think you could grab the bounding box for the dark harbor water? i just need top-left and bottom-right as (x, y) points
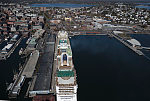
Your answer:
(131, 34), (150, 58)
(136, 3), (150, 5)
(135, 3), (150, 10)
(0, 35), (150, 100)
(70, 35), (150, 101)
(130, 34), (150, 47)
(0, 38), (28, 100)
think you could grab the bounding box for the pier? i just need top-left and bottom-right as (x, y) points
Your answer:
(22, 50), (39, 78)
(69, 31), (144, 56)
(28, 34), (55, 97)
(51, 34), (58, 94)
(141, 47), (150, 50)
(69, 31), (107, 36)
(110, 33), (144, 56)
(8, 50), (39, 98)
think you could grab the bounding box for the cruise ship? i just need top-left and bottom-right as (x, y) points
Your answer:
(55, 31), (77, 101)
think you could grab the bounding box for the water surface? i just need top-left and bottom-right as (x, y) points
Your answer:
(0, 38), (28, 100)
(0, 35), (150, 101)
(136, 5), (150, 10)
(70, 35), (150, 101)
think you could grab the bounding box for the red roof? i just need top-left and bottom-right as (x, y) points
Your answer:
(7, 22), (14, 24)
(33, 95), (55, 101)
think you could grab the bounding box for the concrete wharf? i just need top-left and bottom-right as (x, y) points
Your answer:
(22, 50), (39, 78)
(8, 50), (39, 98)
(28, 34), (55, 97)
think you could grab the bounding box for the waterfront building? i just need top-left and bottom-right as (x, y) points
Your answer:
(40, 7), (47, 12)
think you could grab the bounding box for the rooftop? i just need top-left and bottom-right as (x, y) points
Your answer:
(127, 39), (141, 46)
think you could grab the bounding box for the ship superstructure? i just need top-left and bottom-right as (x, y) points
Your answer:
(55, 31), (77, 101)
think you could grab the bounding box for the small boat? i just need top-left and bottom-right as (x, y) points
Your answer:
(7, 83), (13, 91)
(19, 48), (23, 55)
(13, 74), (18, 81)
(13, 70), (18, 81)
